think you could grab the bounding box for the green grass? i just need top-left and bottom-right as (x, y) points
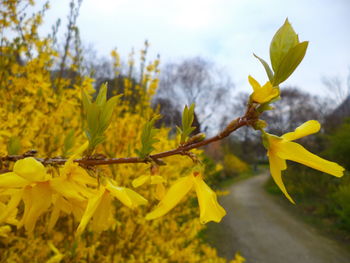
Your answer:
(264, 176), (350, 248)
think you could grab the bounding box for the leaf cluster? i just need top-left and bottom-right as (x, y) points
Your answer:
(82, 84), (121, 153)
(135, 116), (160, 159)
(255, 19), (308, 87)
(177, 104), (196, 144)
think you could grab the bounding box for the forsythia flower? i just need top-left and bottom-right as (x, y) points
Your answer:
(132, 174), (167, 200)
(0, 157), (53, 233)
(249, 75), (279, 104)
(230, 252), (246, 263)
(132, 174), (166, 188)
(265, 120), (345, 203)
(146, 172), (226, 224)
(46, 241), (64, 263)
(76, 178), (148, 235)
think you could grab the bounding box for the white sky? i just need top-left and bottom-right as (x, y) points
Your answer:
(38, 0), (350, 97)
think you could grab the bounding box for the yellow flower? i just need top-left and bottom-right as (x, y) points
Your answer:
(266, 120), (345, 203)
(0, 225), (11, 238)
(46, 241), (64, 263)
(132, 174), (166, 188)
(249, 75), (279, 104)
(50, 142), (96, 202)
(0, 157), (53, 233)
(76, 178), (147, 235)
(230, 252), (246, 263)
(146, 172), (226, 224)
(20, 181), (52, 233)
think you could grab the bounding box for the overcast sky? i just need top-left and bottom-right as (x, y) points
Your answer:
(38, 0), (350, 97)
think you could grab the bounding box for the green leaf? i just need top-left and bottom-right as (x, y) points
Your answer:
(253, 53), (274, 82)
(270, 18), (299, 73)
(95, 83), (108, 107)
(63, 129), (75, 157)
(136, 116), (160, 159)
(81, 89), (91, 115)
(86, 103), (100, 136)
(81, 83), (121, 154)
(100, 95), (122, 131)
(179, 104), (196, 143)
(7, 136), (21, 155)
(273, 41), (308, 86)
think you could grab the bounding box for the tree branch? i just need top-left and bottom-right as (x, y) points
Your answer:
(1, 105), (258, 167)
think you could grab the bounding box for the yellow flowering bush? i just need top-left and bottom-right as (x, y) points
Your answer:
(223, 154), (249, 175)
(0, 1), (345, 262)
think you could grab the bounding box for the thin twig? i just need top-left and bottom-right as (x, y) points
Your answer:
(1, 105), (258, 166)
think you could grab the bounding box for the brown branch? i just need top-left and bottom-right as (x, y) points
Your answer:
(1, 105), (258, 167)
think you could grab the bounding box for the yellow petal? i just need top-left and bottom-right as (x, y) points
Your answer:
(47, 241), (64, 263)
(48, 196), (72, 231)
(276, 141), (345, 177)
(0, 190), (22, 224)
(252, 83), (279, 103)
(249, 76), (279, 103)
(150, 175), (166, 185)
(67, 142), (89, 164)
(192, 174), (226, 223)
(0, 172), (29, 188)
(20, 182), (52, 234)
(123, 188), (148, 206)
(13, 157), (49, 182)
(132, 175), (150, 188)
(69, 199), (86, 221)
(76, 188), (105, 236)
(62, 142), (89, 177)
(146, 176), (193, 220)
(282, 120), (321, 141)
(91, 191), (113, 233)
(50, 178), (86, 202)
(0, 225), (11, 238)
(268, 152), (295, 204)
(70, 166), (97, 186)
(107, 180), (147, 208)
(248, 75), (261, 92)
(154, 183), (166, 200)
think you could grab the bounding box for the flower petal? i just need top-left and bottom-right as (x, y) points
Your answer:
(20, 182), (52, 234)
(62, 142), (89, 176)
(276, 141), (345, 177)
(150, 175), (166, 185)
(268, 152), (295, 204)
(0, 225), (11, 238)
(91, 191), (113, 233)
(48, 196), (73, 231)
(132, 175), (150, 188)
(13, 157), (49, 182)
(76, 188), (105, 236)
(106, 180), (147, 208)
(282, 120), (321, 141)
(192, 175), (226, 223)
(248, 75), (261, 92)
(146, 176), (193, 220)
(50, 178), (86, 202)
(0, 172), (29, 188)
(154, 183), (166, 201)
(0, 190), (22, 224)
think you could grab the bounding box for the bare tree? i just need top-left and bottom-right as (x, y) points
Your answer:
(322, 69), (350, 107)
(156, 57), (235, 134)
(261, 87), (331, 135)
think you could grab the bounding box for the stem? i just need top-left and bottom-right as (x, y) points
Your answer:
(1, 106), (258, 167)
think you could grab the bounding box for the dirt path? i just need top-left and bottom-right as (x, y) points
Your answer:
(206, 172), (350, 263)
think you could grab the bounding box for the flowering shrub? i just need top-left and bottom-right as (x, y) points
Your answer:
(0, 1), (345, 262)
